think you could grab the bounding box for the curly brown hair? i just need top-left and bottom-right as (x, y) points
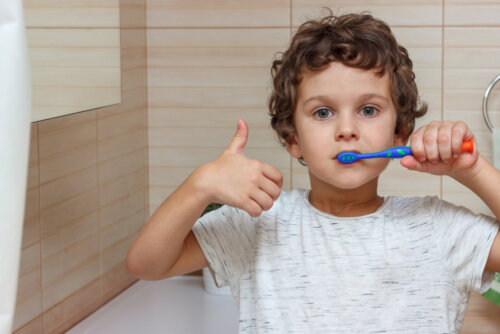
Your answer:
(269, 11), (427, 147)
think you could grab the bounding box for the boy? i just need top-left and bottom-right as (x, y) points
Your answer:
(127, 12), (500, 333)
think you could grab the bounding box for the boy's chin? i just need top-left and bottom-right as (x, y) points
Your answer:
(308, 161), (389, 191)
(311, 172), (380, 191)
(312, 174), (379, 191)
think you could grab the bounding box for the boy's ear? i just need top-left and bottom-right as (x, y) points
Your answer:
(393, 132), (409, 147)
(286, 134), (302, 159)
(394, 124), (410, 146)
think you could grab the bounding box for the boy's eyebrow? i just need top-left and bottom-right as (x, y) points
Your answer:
(357, 93), (391, 103)
(301, 94), (332, 106)
(301, 93), (390, 106)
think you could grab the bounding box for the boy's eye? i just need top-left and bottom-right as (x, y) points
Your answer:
(314, 108), (333, 119)
(360, 106), (378, 117)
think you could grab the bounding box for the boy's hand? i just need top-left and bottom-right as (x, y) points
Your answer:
(400, 120), (479, 179)
(194, 119), (283, 217)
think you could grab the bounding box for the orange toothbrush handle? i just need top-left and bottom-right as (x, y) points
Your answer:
(461, 139), (474, 153)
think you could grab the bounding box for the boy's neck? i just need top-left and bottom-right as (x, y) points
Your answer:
(308, 178), (384, 217)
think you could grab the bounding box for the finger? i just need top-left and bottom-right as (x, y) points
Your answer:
(450, 121), (469, 159)
(226, 119), (248, 154)
(259, 176), (282, 201)
(250, 189), (275, 212)
(243, 199), (263, 218)
(410, 128), (426, 162)
(437, 121), (454, 163)
(423, 121), (440, 163)
(261, 163), (283, 188)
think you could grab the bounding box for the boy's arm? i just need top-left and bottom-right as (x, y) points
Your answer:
(401, 120), (500, 273)
(452, 155), (500, 273)
(126, 120), (282, 280)
(126, 177), (210, 280)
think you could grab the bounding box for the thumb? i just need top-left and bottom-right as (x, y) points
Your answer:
(400, 156), (427, 172)
(227, 119), (248, 154)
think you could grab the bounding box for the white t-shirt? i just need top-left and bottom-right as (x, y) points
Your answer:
(192, 189), (499, 333)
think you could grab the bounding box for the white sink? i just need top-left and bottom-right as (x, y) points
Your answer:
(67, 276), (238, 334)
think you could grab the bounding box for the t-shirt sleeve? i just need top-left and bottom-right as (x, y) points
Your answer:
(192, 205), (256, 287)
(430, 196), (499, 294)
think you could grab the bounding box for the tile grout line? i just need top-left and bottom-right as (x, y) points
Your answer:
(36, 123), (46, 332)
(440, 0), (445, 200)
(146, 24), (500, 30)
(145, 7), (151, 225)
(96, 110), (103, 303)
(289, 0), (293, 191)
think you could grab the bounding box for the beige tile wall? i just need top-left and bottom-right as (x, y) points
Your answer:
(147, 0), (499, 332)
(13, 0), (148, 333)
(146, 2), (292, 214)
(24, 0), (122, 122)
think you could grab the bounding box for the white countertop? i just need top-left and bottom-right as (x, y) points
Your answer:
(67, 276), (238, 334)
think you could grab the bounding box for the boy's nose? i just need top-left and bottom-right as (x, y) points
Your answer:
(335, 115), (359, 141)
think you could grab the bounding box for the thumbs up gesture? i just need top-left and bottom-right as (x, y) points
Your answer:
(194, 119), (283, 217)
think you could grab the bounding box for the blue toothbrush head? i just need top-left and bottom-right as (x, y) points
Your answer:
(337, 146), (413, 164)
(337, 152), (359, 164)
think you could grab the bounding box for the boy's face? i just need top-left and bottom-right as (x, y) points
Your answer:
(287, 61), (405, 191)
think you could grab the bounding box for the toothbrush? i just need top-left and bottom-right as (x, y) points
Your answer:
(337, 139), (474, 164)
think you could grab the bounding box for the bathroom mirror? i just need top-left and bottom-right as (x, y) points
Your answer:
(24, 0), (121, 122)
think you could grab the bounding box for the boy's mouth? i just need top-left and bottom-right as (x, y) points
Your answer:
(334, 149), (361, 159)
